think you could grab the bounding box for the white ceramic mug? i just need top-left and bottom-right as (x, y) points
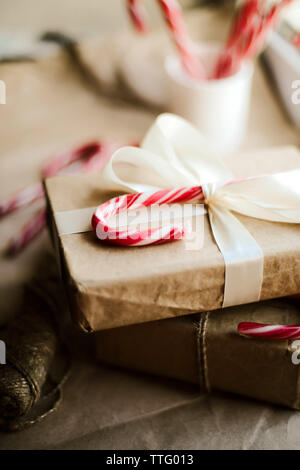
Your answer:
(165, 43), (254, 156)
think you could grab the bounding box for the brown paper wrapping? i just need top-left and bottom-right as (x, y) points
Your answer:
(45, 146), (300, 332)
(94, 298), (300, 409)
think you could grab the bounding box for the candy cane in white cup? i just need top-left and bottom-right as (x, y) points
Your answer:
(165, 42), (254, 157)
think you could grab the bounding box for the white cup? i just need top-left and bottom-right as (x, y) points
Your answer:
(165, 43), (254, 156)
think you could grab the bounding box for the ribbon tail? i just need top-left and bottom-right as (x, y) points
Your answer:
(207, 205), (264, 308)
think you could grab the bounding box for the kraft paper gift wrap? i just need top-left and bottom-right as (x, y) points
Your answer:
(45, 144), (300, 332)
(95, 298), (300, 409)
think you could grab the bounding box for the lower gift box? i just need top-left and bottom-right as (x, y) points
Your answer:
(94, 298), (300, 409)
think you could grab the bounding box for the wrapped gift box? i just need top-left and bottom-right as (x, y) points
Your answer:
(45, 145), (300, 332)
(95, 298), (300, 409)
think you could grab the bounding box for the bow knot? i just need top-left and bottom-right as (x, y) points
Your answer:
(201, 182), (220, 207)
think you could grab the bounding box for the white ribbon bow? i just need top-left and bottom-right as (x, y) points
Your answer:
(56, 114), (300, 308)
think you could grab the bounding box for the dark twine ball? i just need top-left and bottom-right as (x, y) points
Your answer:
(0, 280), (69, 431)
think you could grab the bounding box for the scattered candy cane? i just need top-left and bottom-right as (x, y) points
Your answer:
(238, 322), (300, 339)
(0, 182), (44, 217)
(127, 0), (204, 80)
(81, 142), (125, 173)
(127, 0), (148, 33)
(42, 141), (102, 177)
(294, 32), (300, 49)
(6, 141), (131, 255)
(92, 186), (204, 246)
(7, 208), (47, 255)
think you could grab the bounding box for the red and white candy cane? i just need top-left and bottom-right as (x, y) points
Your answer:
(238, 322), (300, 340)
(215, 0), (293, 79)
(80, 142), (126, 174)
(6, 141), (127, 255)
(7, 208), (47, 255)
(127, 0), (204, 80)
(0, 182), (45, 217)
(127, 0), (148, 33)
(0, 141), (102, 217)
(42, 141), (102, 177)
(92, 186), (204, 246)
(294, 32), (300, 49)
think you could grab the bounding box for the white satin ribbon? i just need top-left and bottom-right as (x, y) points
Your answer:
(55, 207), (97, 235)
(54, 114), (300, 307)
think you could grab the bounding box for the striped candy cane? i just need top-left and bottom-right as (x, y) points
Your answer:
(5, 141), (127, 255)
(215, 0), (293, 79)
(127, 0), (204, 80)
(81, 142), (126, 174)
(0, 182), (45, 217)
(0, 142), (102, 218)
(127, 0), (148, 33)
(42, 141), (102, 177)
(92, 186), (204, 246)
(238, 322), (300, 339)
(294, 33), (300, 49)
(157, 0), (204, 80)
(7, 208), (47, 255)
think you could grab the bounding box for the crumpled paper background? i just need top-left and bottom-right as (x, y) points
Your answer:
(0, 7), (300, 449)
